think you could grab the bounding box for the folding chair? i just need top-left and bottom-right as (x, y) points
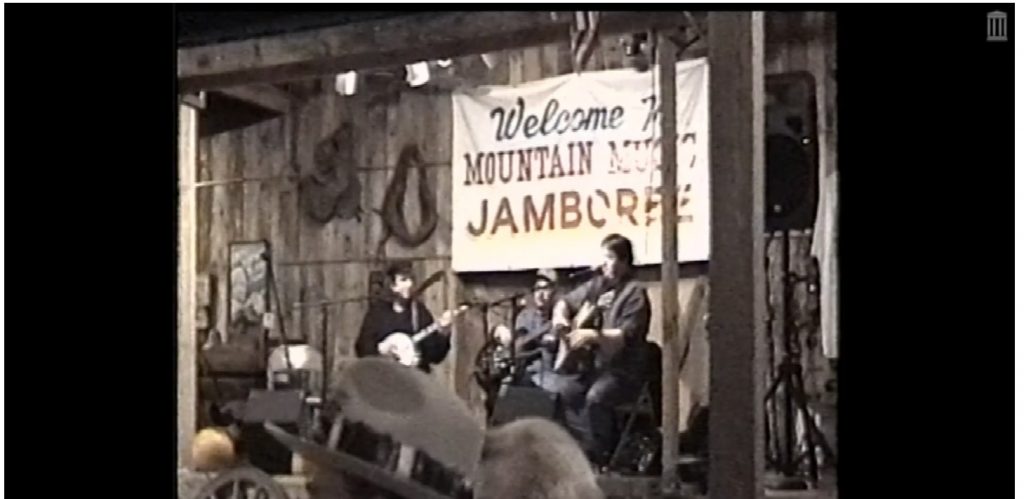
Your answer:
(608, 381), (658, 470)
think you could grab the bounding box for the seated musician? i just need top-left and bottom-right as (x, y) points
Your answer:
(355, 261), (453, 373)
(551, 233), (652, 468)
(494, 269), (582, 397)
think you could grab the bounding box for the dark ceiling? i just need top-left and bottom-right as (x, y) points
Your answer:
(175, 11), (424, 47)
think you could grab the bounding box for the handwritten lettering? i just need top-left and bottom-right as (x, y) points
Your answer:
(490, 97), (626, 142)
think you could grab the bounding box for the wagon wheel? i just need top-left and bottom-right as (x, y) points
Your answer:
(192, 467), (289, 499)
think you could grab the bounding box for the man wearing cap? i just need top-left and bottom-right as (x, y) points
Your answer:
(494, 270), (584, 405)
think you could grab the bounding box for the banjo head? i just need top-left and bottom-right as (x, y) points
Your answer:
(379, 333), (419, 366)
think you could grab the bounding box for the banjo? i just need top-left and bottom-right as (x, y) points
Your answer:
(378, 304), (470, 367)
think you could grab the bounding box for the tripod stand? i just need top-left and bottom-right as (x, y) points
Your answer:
(763, 233), (835, 487)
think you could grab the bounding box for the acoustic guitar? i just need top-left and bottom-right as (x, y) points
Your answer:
(481, 323), (556, 381)
(552, 289), (616, 374)
(509, 323), (557, 358)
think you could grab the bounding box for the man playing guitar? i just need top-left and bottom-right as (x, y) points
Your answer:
(355, 261), (454, 373)
(551, 233), (652, 469)
(493, 269), (581, 396)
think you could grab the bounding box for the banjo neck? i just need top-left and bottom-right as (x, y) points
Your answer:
(410, 322), (443, 344)
(406, 304), (470, 344)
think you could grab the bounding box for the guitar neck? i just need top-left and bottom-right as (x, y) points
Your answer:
(574, 300), (601, 329)
(515, 324), (551, 348)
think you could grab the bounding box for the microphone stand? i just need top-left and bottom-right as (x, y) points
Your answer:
(511, 297), (523, 383)
(264, 247), (326, 440)
(475, 291), (529, 420)
(565, 266), (599, 284)
(482, 292), (529, 383)
(261, 248), (294, 383)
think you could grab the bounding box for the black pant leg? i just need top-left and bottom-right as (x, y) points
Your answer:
(581, 370), (641, 465)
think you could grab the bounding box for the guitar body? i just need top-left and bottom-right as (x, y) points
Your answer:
(553, 343), (594, 374)
(513, 332), (555, 357)
(553, 288), (619, 374)
(553, 301), (599, 374)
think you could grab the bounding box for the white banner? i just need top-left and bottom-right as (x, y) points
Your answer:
(451, 59), (709, 272)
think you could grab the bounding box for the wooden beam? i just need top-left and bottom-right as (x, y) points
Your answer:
(447, 268), (465, 401)
(707, 12), (767, 499)
(215, 84), (293, 114)
(657, 32), (682, 495)
(177, 102), (199, 469)
(178, 11), (691, 92)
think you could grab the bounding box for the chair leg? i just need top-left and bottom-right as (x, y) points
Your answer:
(608, 387), (650, 469)
(609, 412), (637, 469)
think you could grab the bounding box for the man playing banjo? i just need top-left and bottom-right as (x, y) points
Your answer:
(350, 261), (459, 495)
(355, 261), (455, 373)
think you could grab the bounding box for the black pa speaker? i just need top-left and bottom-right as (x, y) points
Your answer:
(490, 385), (559, 426)
(765, 72), (819, 232)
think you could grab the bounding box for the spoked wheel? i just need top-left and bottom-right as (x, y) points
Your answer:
(477, 341), (516, 385)
(192, 467), (289, 499)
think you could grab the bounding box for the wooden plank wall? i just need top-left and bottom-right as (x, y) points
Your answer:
(192, 11), (836, 428)
(196, 87), (458, 392)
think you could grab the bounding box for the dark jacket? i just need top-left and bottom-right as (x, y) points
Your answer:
(561, 275), (651, 375)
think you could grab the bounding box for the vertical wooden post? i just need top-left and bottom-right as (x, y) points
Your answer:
(178, 99), (200, 470)
(707, 12), (767, 499)
(447, 268), (463, 399)
(657, 32), (681, 494)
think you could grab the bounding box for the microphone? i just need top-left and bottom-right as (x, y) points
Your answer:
(566, 265), (601, 281)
